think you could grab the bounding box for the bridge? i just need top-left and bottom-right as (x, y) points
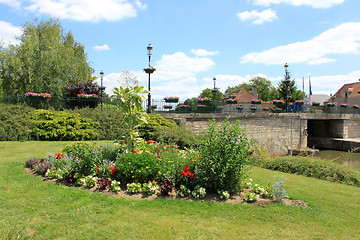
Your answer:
(160, 112), (360, 156)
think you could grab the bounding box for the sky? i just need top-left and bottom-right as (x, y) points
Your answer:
(1, 0), (360, 101)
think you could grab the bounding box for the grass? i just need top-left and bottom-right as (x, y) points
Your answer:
(1, 141), (359, 239)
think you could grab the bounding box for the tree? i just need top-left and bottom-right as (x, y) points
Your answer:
(249, 76), (278, 101)
(224, 77), (277, 101)
(117, 70), (139, 88)
(0, 18), (93, 97)
(277, 75), (305, 102)
(199, 88), (223, 101)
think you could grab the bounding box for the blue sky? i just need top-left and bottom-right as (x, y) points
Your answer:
(1, 0), (360, 100)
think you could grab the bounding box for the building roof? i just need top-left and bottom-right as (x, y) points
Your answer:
(333, 82), (360, 99)
(223, 87), (254, 102)
(310, 94), (330, 104)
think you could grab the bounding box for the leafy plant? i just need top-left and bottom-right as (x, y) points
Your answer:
(142, 181), (158, 194)
(272, 177), (288, 202)
(115, 152), (161, 184)
(127, 182), (142, 194)
(244, 192), (258, 203)
(218, 190), (230, 200)
(192, 186), (206, 199)
(97, 178), (110, 191)
(159, 177), (174, 195)
(111, 180), (121, 192)
(113, 85), (149, 152)
(195, 118), (251, 193)
(177, 185), (191, 197)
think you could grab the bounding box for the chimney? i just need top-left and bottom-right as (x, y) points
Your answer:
(252, 84), (258, 99)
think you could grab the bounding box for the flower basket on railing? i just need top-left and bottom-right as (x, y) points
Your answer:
(326, 102), (336, 107)
(295, 100), (305, 105)
(235, 105), (243, 112)
(312, 101), (320, 106)
(340, 103), (349, 108)
(163, 105), (173, 109)
(197, 97), (211, 103)
(353, 105), (360, 109)
(151, 105), (157, 109)
(144, 66), (156, 74)
(226, 98), (239, 104)
(250, 106), (257, 113)
(273, 99), (285, 108)
(197, 105), (206, 108)
(251, 99), (262, 104)
(262, 108), (270, 112)
(77, 94), (99, 101)
(164, 96), (179, 103)
(212, 89), (218, 93)
(98, 86), (106, 91)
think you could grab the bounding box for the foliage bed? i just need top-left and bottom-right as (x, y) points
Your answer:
(25, 119), (252, 198)
(252, 148), (360, 187)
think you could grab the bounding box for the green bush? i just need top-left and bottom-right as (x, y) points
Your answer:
(72, 108), (124, 140)
(138, 114), (177, 140)
(253, 155), (360, 187)
(0, 103), (34, 141)
(30, 109), (98, 141)
(194, 119), (252, 193)
(115, 152), (161, 184)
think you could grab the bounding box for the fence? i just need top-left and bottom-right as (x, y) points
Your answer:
(1, 96), (360, 114)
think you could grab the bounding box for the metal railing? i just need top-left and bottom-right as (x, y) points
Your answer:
(1, 96), (360, 114)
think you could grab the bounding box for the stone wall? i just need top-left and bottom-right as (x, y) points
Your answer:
(161, 113), (308, 156)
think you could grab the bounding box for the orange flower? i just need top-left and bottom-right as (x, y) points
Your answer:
(134, 149), (141, 154)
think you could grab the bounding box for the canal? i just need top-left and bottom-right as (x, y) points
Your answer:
(319, 150), (360, 171)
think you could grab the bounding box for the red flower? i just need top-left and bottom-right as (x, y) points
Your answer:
(188, 173), (194, 180)
(181, 170), (186, 176)
(119, 142), (125, 145)
(184, 165), (189, 172)
(96, 166), (99, 174)
(157, 155), (161, 158)
(134, 149), (140, 153)
(110, 166), (117, 176)
(147, 140), (154, 144)
(54, 152), (62, 159)
(273, 154), (276, 157)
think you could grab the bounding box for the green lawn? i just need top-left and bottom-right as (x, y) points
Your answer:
(1, 141), (359, 239)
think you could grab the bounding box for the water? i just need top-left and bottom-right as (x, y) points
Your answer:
(318, 150), (360, 170)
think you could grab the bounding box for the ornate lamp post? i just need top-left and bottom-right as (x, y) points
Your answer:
(284, 63), (290, 113)
(146, 44), (153, 113)
(100, 70), (104, 110)
(213, 77), (216, 113)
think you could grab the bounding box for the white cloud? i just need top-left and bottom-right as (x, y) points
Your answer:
(237, 9), (278, 25)
(135, 0), (147, 10)
(93, 44), (110, 51)
(0, 0), (21, 8)
(191, 49), (219, 56)
(253, 0), (344, 8)
(23, 0), (139, 22)
(241, 22), (360, 65)
(96, 52), (215, 100)
(0, 21), (21, 46)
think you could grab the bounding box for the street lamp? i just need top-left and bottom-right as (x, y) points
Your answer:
(100, 70), (104, 110)
(213, 77), (216, 113)
(284, 63), (289, 113)
(147, 44), (153, 113)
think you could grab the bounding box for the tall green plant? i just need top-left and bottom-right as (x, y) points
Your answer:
(195, 119), (251, 193)
(113, 85), (149, 152)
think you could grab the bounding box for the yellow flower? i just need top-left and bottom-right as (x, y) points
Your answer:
(132, 176), (134, 178)
(146, 167), (149, 169)
(128, 162), (131, 164)
(138, 170), (141, 173)
(168, 161), (173, 163)
(158, 171), (161, 174)
(145, 150), (150, 154)
(184, 147), (189, 151)
(131, 171), (133, 173)
(173, 145), (178, 148)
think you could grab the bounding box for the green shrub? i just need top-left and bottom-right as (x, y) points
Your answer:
(30, 109), (98, 141)
(0, 103), (34, 141)
(253, 155), (360, 187)
(194, 119), (252, 193)
(115, 152), (161, 184)
(138, 114), (177, 140)
(72, 108), (124, 140)
(154, 126), (199, 148)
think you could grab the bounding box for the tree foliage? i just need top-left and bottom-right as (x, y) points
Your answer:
(277, 74), (305, 102)
(224, 77), (277, 101)
(117, 70), (139, 88)
(199, 88), (223, 100)
(0, 18), (93, 97)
